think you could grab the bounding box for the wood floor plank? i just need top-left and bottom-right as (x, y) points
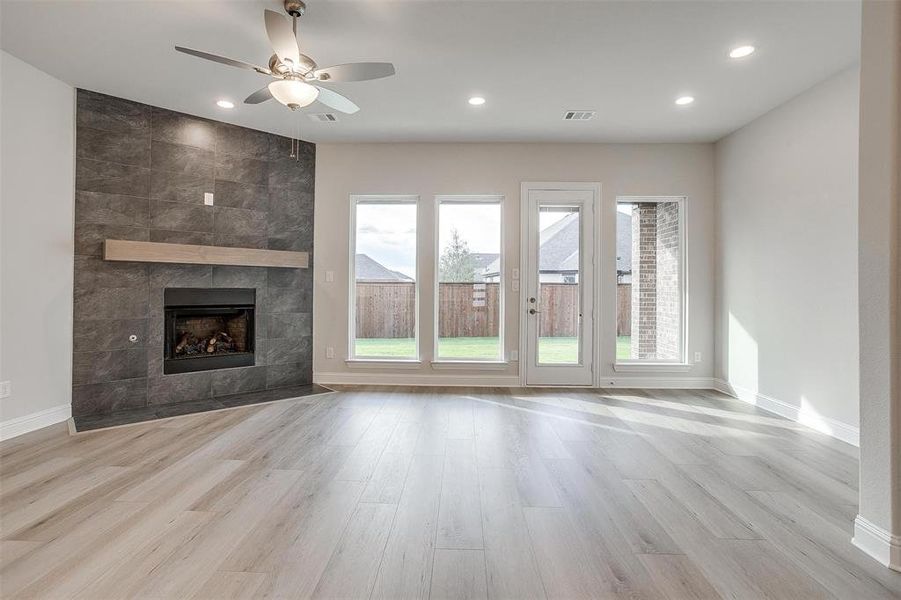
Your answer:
(0, 500), (147, 597)
(637, 553), (722, 600)
(523, 506), (612, 598)
(436, 439), (483, 550)
(70, 509), (216, 600)
(0, 540), (42, 570)
(0, 465), (132, 538)
(430, 548), (488, 600)
(370, 452), (444, 599)
(311, 502), (397, 599)
(625, 478), (778, 599)
(231, 480), (365, 599)
(679, 464), (901, 599)
(191, 571), (268, 600)
(359, 451), (413, 504)
(478, 466), (547, 600)
(128, 468), (302, 599)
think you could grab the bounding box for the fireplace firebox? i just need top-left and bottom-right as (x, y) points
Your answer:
(164, 288), (256, 375)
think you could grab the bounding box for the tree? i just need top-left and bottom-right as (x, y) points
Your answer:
(439, 228), (476, 282)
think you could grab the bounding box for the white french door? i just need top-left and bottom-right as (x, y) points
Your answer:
(522, 186), (596, 386)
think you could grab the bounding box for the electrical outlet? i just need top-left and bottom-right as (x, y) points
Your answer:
(0, 381), (10, 399)
(509, 350), (519, 361)
(326, 346), (335, 359)
(511, 280), (520, 292)
(203, 192), (214, 206)
(512, 268), (520, 280)
(694, 351), (702, 363)
(325, 270), (335, 283)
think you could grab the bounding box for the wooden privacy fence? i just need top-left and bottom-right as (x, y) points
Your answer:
(618, 283), (631, 336)
(355, 281), (632, 338)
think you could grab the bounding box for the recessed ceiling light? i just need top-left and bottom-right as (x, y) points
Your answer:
(675, 96), (695, 106)
(729, 45), (756, 59)
(216, 99), (235, 109)
(468, 96), (486, 106)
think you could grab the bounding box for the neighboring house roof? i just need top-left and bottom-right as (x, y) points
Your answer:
(537, 212), (580, 273)
(470, 252), (500, 281)
(355, 254), (413, 281)
(482, 211), (634, 277)
(470, 253), (499, 272)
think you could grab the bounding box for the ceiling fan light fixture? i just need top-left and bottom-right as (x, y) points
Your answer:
(268, 79), (319, 110)
(216, 99), (235, 109)
(729, 45), (756, 59)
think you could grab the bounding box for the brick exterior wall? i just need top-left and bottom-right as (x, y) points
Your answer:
(629, 202), (681, 360)
(631, 204), (657, 358)
(655, 202), (681, 360)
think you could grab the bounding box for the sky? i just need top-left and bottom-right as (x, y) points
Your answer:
(356, 203), (418, 278)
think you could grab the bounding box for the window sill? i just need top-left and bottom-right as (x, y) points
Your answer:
(613, 362), (693, 373)
(345, 359), (422, 369)
(430, 360), (509, 371)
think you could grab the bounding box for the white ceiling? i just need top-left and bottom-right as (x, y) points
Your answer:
(0, 0), (860, 143)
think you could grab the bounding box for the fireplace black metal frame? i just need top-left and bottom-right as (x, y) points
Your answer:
(163, 288), (256, 375)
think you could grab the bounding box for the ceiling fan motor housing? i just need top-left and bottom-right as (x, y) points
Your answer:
(284, 0), (305, 17)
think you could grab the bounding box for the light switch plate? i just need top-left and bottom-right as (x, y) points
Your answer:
(511, 280), (520, 292)
(0, 381), (10, 399)
(512, 268), (520, 280)
(203, 192), (214, 206)
(325, 270), (335, 283)
(694, 351), (702, 363)
(326, 346), (335, 359)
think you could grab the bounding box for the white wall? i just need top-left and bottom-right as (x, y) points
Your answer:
(0, 51), (75, 438)
(314, 142), (715, 385)
(715, 66), (861, 444)
(854, 0), (901, 570)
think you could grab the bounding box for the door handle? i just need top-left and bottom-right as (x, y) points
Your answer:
(529, 308), (540, 315)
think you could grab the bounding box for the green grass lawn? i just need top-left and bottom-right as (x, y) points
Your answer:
(354, 336), (632, 360)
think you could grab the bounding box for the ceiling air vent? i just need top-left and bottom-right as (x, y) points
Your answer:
(308, 113), (338, 122)
(563, 110), (596, 121)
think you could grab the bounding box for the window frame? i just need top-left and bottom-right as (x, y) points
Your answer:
(348, 194), (421, 363)
(613, 195), (689, 368)
(433, 195), (506, 364)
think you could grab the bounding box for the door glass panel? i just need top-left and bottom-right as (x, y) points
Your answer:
(537, 205), (581, 364)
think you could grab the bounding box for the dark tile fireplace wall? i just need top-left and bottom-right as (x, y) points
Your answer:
(72, 89), (314, 418)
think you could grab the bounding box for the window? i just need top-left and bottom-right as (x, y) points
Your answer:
(538, 205), (582, 364)
(616, 197), (686, 362)
(436, 196), (503, 361)
(350, 196), (418, 360)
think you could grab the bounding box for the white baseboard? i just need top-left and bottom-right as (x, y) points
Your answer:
(600, 376), (716, 389)
(0, 404), (72, 441)
(713, 378), (859, 447)
(316, 371), (715, 389)
(853, 515), (901, 571)
(315, 371), (521, 387)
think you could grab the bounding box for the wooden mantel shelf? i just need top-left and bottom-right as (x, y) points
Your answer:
(103, 240), (309, 269)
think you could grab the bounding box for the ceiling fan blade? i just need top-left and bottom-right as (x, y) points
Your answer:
(264, 9), (301, 69)
(244, 86), (273, 104)
(175, 46), (270, 75)
(313, 62), (395, 82)
(314, 86), (360, 114)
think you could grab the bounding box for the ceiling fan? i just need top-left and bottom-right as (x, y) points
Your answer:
(174, 0), (394, 114)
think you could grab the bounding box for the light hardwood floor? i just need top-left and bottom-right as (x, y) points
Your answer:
(1, 386), (899, 599)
